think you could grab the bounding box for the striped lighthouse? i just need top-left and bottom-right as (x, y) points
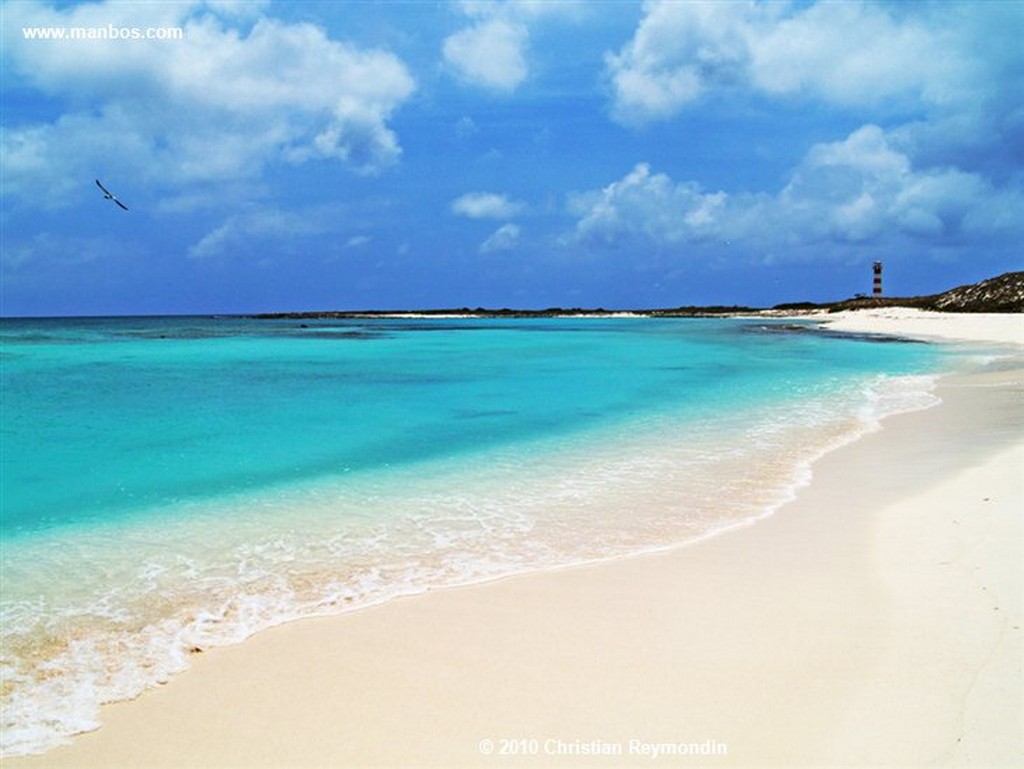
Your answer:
(872, 261), (883, 297)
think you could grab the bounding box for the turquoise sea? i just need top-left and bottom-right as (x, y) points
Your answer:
(1, 315), (948, 756)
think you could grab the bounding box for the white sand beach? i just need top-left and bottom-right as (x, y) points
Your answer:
(821, 307), (1023, 346)
(8, 312), (1022, 768)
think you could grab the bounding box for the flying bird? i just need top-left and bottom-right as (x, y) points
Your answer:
(95, 179), (129, 211)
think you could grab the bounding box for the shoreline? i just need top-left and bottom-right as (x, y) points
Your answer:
(7, 312), (1022, 768)
(817, 308), (1023, 347)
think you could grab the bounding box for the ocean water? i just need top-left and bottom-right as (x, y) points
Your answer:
(1, 315), (947, 756)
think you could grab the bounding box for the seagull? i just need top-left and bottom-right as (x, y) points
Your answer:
(95, 179), (129, 211)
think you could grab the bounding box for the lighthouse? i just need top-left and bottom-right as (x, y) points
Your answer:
(872, 261), (883, 297)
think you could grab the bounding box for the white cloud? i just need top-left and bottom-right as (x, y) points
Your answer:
(443, 16), (528, 91)
(0, 2), (415, 205)
(605, 1), (977, 126)
(569, 163), (728, 246)
(569, 126), (1024, 256)
(749, 3), (971, 108)
(346, 235), (372, 249)
(0, 108), (161, 204)
(451, 192), (525, 219)
(480, 223), (521, 253)
(189, 208), (329, 259)
(605, 1), (752, 124)
(452, 190), (527, 254)
(781, 125), (1019, 244)
(442, 0), (582, 93)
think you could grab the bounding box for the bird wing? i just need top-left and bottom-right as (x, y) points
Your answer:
(95, 179), (111, 195)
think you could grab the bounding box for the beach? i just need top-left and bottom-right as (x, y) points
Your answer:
(820, 308), (1023, 346)
(6, 309), (1022, 768)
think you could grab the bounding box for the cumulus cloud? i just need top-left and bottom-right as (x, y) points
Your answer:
(605, 2), (752, 124)
(781, 125), (1019, 244)
(0, 1), (415, 205)
(442, 0), (581, 92)
(569, 163), (730, 246)
(450, 189), (526, 253)
(451, 192), (525, 219)
(480, 223), (521, 253)
(444, 16), (528, 91)
(605, 1), (977, 125)
(569, 126), (1024, 256)
(748, 3), (967, 107)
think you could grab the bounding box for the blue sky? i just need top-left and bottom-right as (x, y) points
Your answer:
(2, 0), (1022, 316)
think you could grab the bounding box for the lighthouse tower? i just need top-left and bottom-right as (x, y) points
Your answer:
(872, 261), (883, 297)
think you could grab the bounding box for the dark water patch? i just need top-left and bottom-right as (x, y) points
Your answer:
(742, 323), (818, 335)
(113, 328), (242, 341)
(742, 322), (929, 344)
(0, 332), (74, 344)
(454, 409), (520, 420)
(279, 329), (393, 340)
